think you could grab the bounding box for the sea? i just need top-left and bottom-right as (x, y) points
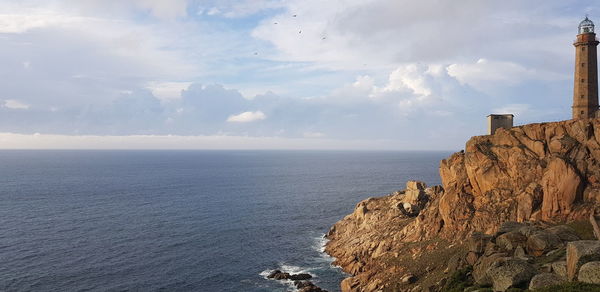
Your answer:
(0, 150), (450, 292)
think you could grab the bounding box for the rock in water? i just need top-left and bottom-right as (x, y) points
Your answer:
(267, 270), (283, 278)
(289, 273), (312, 280)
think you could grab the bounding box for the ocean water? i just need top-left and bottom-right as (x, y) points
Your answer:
(0, 150), (450, 292)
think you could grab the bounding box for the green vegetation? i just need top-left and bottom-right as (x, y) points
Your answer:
(530, 282), (600, 292)
(443, 266), (473, 292)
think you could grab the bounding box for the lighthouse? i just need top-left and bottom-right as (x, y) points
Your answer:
(573, 16), (600, 119)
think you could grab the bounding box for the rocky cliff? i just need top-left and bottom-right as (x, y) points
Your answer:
(325, 119), (600, 291)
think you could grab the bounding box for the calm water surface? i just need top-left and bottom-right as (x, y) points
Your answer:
(0, 150), (449, 291)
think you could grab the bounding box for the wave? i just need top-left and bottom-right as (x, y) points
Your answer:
(260, 263), (316, 292)
(312, 234), (337, 264)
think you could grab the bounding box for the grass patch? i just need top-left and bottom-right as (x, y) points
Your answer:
(443, 266), (473, 292)
(530, 282), (600, 291)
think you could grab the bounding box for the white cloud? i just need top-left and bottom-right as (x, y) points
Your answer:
(146, 81), (192, 101)
(226, 111), (267, 123)
(4, 99), (30, 109)
(447, 59), (531, 87)
(0, 0), (587, 149)
(446, 59), (566, 92)
(0, 12), (89, 33)
(380, 64), (432, 97)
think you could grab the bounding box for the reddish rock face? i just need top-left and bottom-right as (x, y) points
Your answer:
(436, 119), (600, 237)
(325, 119), (600, 292)
(541, 158), (582, 220)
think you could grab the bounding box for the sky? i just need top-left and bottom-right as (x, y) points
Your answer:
(0, 0), (597, 150)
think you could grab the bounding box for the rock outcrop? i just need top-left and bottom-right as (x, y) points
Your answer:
(436, 119), (600, 238)
(326, 119), (600, 291)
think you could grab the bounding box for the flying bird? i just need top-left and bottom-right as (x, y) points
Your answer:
(293, 14), (297, 17)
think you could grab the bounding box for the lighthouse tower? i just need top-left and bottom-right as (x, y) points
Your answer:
(573, 16), (600, 119)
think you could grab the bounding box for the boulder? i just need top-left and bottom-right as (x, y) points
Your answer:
(295, 281), (314, 289)
(473, 253), (507, 286)
(289, 273), (312, 281)
(272, 272), (290, 280)
(528, 273), (565, 290)
(551, 261), (567, 279)
(484, 242), (499, 256)
(267, 270), (282, 278)
(486, 259), (536, 291)
(401, 273), (416, 284)
(299, 286), (328, 292)
(514, 246), (527, 259)
(526, 231), (562, 256)
(518, 225), (543, 237)
(446, 253), (467, 274)
(402, 202), (420, 216)
(497, 221), (526, 235)
(496, 231), (527, 251)
(546, 225), (581, 242)
(468, 232), (493, 254)
(578, 261), (600, 284)
(407, 180), (426, 190)
(567, 240), (600, 281)
(405, 181), (427, 205)
(354, 202), (368, 220)
(267, 270), (292, 280)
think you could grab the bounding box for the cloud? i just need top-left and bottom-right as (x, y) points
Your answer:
(227, 111), (267, 122)
(0, 0), (591, 149)
(3, 99), (30, 109)
(146, 81), (192, 101)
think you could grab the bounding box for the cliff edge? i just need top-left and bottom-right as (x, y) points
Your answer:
(325, 118), (600, 291)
